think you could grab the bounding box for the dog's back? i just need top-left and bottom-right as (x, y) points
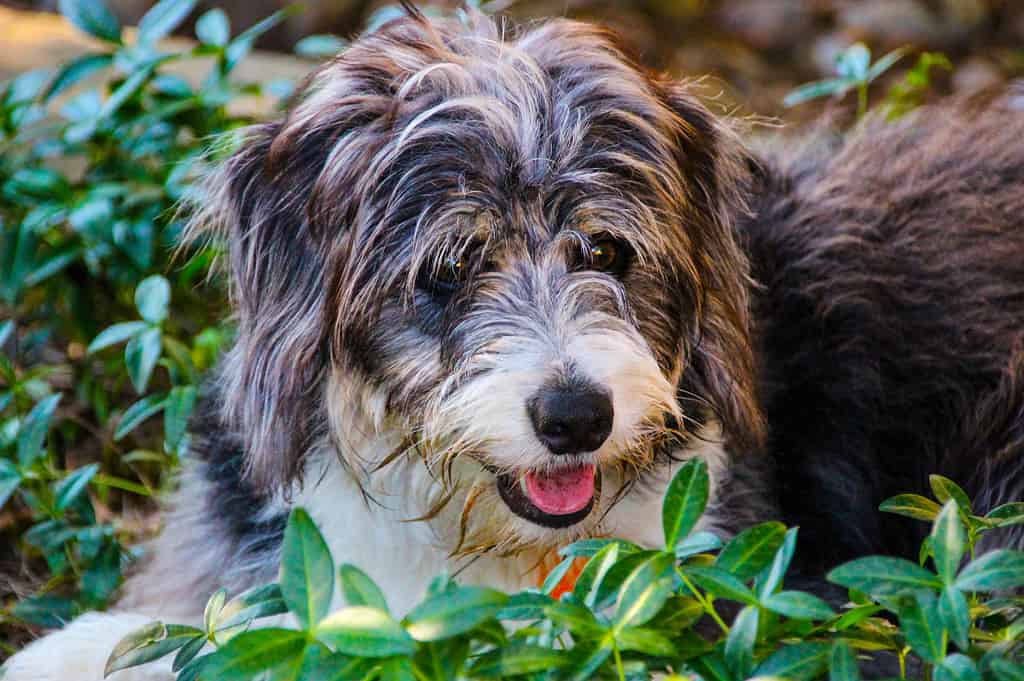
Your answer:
(742, 89), (1024, 572)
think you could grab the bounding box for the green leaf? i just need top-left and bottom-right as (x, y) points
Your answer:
(559, 537), (639, 559)
(784, 78), (849, 107)
(932, 500), (966, 582)
(44, 53), (113, 101)
(338, 564), (388, 611)
(986, 502), (1024, 527)
(104, 621), (165, 675)
(198, 628), (307, 680)
(763, 590), (835, 620)
(115, 394), (167, 440)
(224, 8), (298, 71)
(25, 248), (82, 287)
(105, 623), (202, 676)
(614, 553), (675, 629)
(830, 641), (861, 681)
(930, 475), (972, 514)
(137, 0), (198, 45)
(661, 458), (709, 549)
(573, 542), (619, 608)
(196, 9), (230, 46)
(203, 588), (227, 634)
(827, 556), (941, 597)
(899, 591), (945, 664)
(125, 328), (162, 393)
(541, 557), (574, 595)
(404, 586), (507, 642)
(836, 43), (871, 81)
(54, 463), (99, 511)
(5, 168), (70, 200)
(990, 660), (1024, 681)
(935, 654), (982, 681)
(280, 508), (334, 628)
(954, 549), (1024, 592)
(316, 606), (416, 657)
(468, 645), (570, 677)
(938, 584), (970, 651)
(295, 34), (347, 59)
(216, 584), (289, 630)
(59, 0), (121, 43)
(497, 592), (554, 620)
(88, 321), (148, 354)
(724, 605), (758, 678)
(163, 386), (196, 453)
(0, 460), (22, 509)
(674, 530), (723, 559)
(880, 494), (943, 522)
(303, 652), (375, 681)
(755, 642), (830, 681)
(866, 47), (909, 82)
(135, 275), (171, 324)
(715, 521), (786, 580)
(172, 635), (206, 673)
(17, 394), (61, 466)
(683, 565), (758, 605)
(100, 65), (154, 119)
(563, 644), (612, 681)
(615, 627), (676, 657)
(545, 600), (606, 638)
(757, 527), (797, 598)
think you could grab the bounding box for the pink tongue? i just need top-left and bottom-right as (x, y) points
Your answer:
(523, 464), (596, 515)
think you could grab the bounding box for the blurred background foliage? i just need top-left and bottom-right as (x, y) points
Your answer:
(5, 0), (1024, 119)
(0, 0), (1021, 659)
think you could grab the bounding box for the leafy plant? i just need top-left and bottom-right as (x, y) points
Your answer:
(0, 0), (281, 643)
(785, 43), (908, 118)
(104, 460), (1024, 681)
(883, 52), (953, 120)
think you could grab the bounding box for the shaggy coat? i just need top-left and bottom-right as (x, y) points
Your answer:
(5, 10), (1023, 681)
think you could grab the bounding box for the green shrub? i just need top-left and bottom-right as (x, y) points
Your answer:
(105, 459), (1024, 681)
(0, 0), (289, 641)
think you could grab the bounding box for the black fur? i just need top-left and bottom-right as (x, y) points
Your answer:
(736, 93), (1024, 572)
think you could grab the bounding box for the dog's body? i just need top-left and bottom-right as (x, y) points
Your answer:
(6, 11), (1024, 680)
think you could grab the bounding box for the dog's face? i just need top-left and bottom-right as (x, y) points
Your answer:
(198, 13), (763, 553)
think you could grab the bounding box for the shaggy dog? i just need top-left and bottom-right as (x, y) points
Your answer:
(7, 8), (1024, 680)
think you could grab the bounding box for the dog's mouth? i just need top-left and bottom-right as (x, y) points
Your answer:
(495, 463), (600, 528)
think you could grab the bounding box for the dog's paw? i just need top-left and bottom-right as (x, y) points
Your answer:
(3, 612), (173, 681)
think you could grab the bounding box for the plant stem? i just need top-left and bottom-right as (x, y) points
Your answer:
(857, 84), (869, 119)
(677, 568), (730, 633)
(613, 643), (626, 681)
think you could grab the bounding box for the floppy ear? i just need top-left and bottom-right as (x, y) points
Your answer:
(195, 121), (334, 493)
(661, 84), (766, 453)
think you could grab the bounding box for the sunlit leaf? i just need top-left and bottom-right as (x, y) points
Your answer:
(316, 606), (416, 657)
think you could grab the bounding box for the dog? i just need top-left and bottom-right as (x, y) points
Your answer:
(6, 7), (1024, 680)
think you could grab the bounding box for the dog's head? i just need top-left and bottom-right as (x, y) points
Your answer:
(195, 11), (763, 553)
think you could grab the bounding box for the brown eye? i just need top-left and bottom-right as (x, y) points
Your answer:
(589, 238), (632, 276)
(436, 256), (466, 284)
(421, 255), (467, 298)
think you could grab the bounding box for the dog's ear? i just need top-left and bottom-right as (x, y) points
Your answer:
(661, 85), (766, 454)
(194, 121), (335, 493)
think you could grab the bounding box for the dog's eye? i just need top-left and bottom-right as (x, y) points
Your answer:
(430, 256), (467, 294)
(589, 238), (632, 276)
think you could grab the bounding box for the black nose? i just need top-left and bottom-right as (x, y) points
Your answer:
(528, 382), (614, 455)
